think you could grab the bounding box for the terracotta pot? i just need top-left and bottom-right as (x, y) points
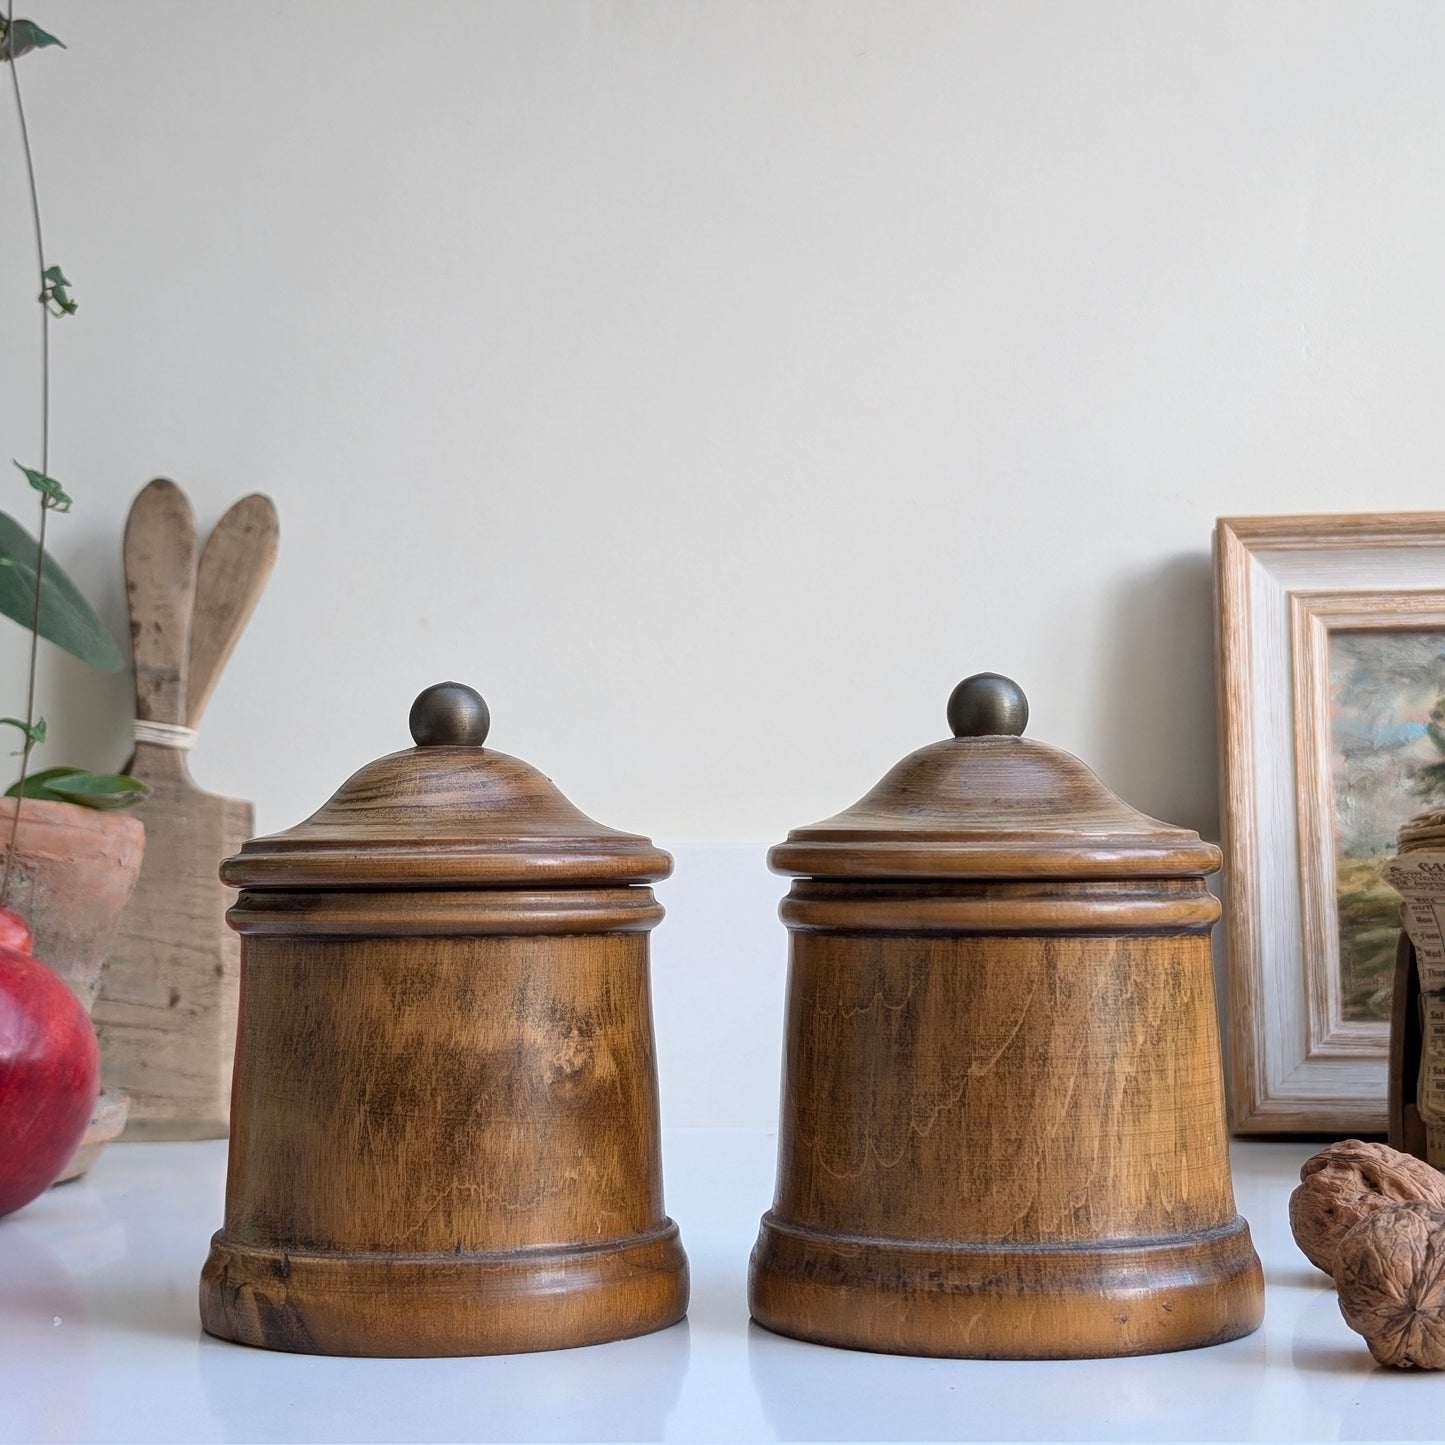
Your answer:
(0, 797), (146, 1008)
(53, 1085), (130, 1184)
(0, 796), (145, 1179)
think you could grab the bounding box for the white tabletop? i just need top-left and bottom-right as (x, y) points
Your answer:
(0, 1133), (1440, 1444)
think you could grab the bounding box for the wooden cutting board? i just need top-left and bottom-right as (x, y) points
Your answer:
(92, 479), (278, 1139)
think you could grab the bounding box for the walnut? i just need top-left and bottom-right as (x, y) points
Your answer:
(1335, 1203), (1445, 1368)
(1289, 1139), (1445, 1277)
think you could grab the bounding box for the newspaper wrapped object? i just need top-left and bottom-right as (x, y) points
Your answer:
(1380, 810), (1445, 1167)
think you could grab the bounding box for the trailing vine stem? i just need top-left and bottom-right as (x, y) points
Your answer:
(1, 0), (54, 906)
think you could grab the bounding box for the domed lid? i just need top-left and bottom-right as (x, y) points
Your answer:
(769, 674), (1220, 881)
(222, 682), (672, 890)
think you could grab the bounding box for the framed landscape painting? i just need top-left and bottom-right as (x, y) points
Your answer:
(1216, 513), (1445, 1134)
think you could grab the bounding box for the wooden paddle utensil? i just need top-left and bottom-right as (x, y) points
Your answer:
(188, 493), (280, 730)
(93, 479), (278, 1139)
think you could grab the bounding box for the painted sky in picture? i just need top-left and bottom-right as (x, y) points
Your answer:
(1329, 629), (1445, 859)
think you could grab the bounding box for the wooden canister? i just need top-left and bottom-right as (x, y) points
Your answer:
(199, 682), (688, 1356)
(749, 674), (1264, 1359)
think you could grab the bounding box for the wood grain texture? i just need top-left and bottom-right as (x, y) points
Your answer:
(124, 478), (197, 726)
(779, 877), (1220, 934)
(202, 709), (683, 1356)
(770, 736), (1219, 881)
(753, 695), (1261, 1358)
(1215, 517), (1266, 1133)
(749, 904), (1263, 1359)
(1214, 513), (1445, 1134)
(200, 917), (687, 1355)
(187, 494), (278, 729)
(223, 746), (670, 891)
(226, 886), (665, 937)
(1219, 512), (1445, 549)
(95, 479), (274, 1140)
(95, 746), (250, 1139)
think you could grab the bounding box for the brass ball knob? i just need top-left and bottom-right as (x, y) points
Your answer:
(409, 682), (490, 748)
(947, 673), (1029, 738)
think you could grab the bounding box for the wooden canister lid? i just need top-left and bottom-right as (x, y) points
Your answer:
(770, 673), (1220, 881)
(222, 682), (672, 890)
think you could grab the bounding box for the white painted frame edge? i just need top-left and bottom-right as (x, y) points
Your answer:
(1215, 512), (1445, 1135)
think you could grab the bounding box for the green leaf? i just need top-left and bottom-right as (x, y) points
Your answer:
(6, 766), (81, 796)
(0, 19), (66, 60)
(0, 510), (124, 670)
(0, 716), (45, 746)
(14, 462), (71, 512)
(43, 772), (149, 810)
(39, 266), (76, 317)
(5, 768), (148, 810)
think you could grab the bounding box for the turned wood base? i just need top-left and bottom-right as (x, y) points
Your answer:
(201, 1221), (689, 1357)
(749, 1213), (1264, 1360)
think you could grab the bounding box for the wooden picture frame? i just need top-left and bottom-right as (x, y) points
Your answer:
(1216, 513), (1445, 1134)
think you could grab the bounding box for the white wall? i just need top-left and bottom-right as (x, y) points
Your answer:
(2, 3), (1443, 1125)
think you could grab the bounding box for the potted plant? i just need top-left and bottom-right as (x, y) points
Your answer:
(0, 11), (146, 1212)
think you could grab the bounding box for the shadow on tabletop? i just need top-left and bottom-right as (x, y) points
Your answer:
(1090, 552), (1218, 841)
(1268, 1266), (1334, 1291)
(1288, 1341), (1372, 1375)
(1282, 1290), (1445, 1441)
(197, 1315), (691, 1444)
(1287, 1285), (1367, 1377)
(80, 1275), (208, 1343)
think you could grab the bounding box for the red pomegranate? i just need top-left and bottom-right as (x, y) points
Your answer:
(0, 906), (33, 955)
(0, 906), (100, 1217)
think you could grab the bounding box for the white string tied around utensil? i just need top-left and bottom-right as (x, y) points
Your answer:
(133, 719), (198, 751)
